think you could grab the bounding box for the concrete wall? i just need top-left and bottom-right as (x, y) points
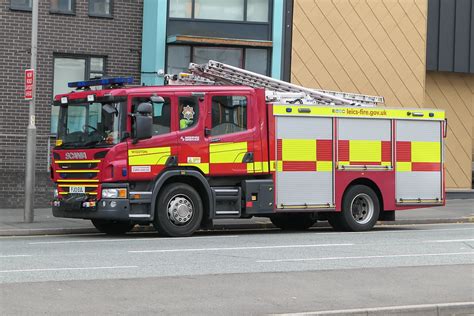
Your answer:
(291, 0), (473, 189)
(0, 0), (143, 207)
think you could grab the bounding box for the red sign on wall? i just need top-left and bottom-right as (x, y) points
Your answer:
(25, 69), (34, 100)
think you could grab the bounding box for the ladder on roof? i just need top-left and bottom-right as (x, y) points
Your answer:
(166, 60), (384, 106)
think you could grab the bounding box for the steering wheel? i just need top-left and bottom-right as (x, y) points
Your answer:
(83, 124), (99, 133)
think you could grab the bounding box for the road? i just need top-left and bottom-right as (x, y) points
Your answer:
(1, 223), (473, 315)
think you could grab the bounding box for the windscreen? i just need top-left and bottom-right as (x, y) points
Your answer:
(56, 101), (125, 148)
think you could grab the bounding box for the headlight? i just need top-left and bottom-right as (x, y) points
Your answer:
(102, 188), (127, 199)
(53, 189), (58, 199)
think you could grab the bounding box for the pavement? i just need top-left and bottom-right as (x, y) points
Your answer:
(0, 199), (472, 236)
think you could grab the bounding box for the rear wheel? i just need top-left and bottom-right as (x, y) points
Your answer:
(330, 185), (380, 232)
(91, 219), (134, 235)
(270, 213), (317, 230)
(153, 183), (203, 237)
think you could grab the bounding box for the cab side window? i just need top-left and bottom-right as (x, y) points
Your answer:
(211, 96), (247, 136)
(178, 96), (199, 130)
(132, 97), (171, 135)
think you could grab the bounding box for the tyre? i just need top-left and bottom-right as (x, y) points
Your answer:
(270, 213), (317, 230)
(91, 219), (134, 235)
(335, 185), (380, 232)
(327, 213), (346, 231)
(153, 183), (203, 237)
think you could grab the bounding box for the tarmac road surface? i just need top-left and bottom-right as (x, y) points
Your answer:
(1, 223), (473, 315)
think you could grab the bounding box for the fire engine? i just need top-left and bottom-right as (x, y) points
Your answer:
(51, 61), (446, 237)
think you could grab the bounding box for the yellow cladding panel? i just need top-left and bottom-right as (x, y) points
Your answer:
(316, 161), (333, 171)
(282, 139), (316, 161)
(247, 163), (254, 173)
(128, 147), (171, 166)
(349, 140), (381, 162)
(210, 142), (247, 163)
(179, 163), (209, 174)
(270, 160), (276, 172)
(397, 162), (412, 172)
(411, 142), (441, 163)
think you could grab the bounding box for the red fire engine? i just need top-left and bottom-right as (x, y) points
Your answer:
(51, 61), (446, 237)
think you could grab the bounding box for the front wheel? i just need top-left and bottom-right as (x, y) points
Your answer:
(91, 219), (134, 235)
(270, 213), (317, 230)
(330, 185), (380, 232)
(153, 183), (203, 237)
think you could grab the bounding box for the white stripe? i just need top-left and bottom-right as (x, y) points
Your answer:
(29, 235), (238, 245)
(0, 266), (138, 273)
(257, 252), (474, 263)
(424, 239), (474, 243)
(0, 255), (32, 258)
(129, 243), (353, 253)
(274, 302), (474, 316)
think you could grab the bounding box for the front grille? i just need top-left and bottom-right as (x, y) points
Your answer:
(59, 163), (99, 169)
(59, 172), (98, 179)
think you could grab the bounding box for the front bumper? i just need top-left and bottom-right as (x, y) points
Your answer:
(53, 196), (131, 221)
(52, 182), (132, 221)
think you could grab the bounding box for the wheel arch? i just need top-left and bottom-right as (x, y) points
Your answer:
(150, 169), (213, 223)
(342, 178), (384, 215)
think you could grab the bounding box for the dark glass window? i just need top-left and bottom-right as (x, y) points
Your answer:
(169, 0), (269, 22)
(211, 96), (247, 136)
(89, 0), (112, 17)
(178, 96), (199, 130)
(133, 97), (172, 136)
(10, 0), (31, 11)
(50, 0), (75, 14)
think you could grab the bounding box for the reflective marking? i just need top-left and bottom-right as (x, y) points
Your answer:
(128, 243), (353, 253)
(29, 235), (239, 245)
(0, 255), (32, 258)
(0, 266), (138, 273)
(256, 252), (474, 263)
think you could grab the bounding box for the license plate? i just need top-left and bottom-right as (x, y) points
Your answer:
(69, 186), (85, 194)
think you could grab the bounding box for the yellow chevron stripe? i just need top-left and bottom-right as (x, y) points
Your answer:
(209, 142), (247, 163)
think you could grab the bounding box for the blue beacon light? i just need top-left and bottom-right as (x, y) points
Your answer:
(68, 77), (133, 88)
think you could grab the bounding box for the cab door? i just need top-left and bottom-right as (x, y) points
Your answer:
(127, 93), (177, 182)
(205, 91), (256, 176)
(176, 93), (209, 175)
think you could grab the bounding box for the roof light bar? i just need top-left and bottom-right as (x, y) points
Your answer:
(68, 77), (133, 88)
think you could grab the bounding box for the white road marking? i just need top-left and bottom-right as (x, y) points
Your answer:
(273, 302), (474, 316)
(424, 239), (474, 243)
(0, 255), (32, 258)
(129, 243), (353, 253)
(29, 235), (239, 245)
(257, 252), (474, 263)
(0, 266), (138, 273)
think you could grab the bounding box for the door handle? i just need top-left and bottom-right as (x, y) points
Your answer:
(242, 152), (254, 163)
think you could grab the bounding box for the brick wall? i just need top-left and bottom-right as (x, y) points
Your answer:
(0, 0), (143, 208)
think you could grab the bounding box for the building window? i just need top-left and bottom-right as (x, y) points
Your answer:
(51, 56), (106, 133)
(10, 0), (31, 11)
(167, 45), (269, 75)
(211, 96), (247, 136)
(169, 0), (269, 22)
(50, 0), (75, 14)
(89, 0), (112, 17)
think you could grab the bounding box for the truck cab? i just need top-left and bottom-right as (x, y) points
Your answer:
(51, 78), (272, 236)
